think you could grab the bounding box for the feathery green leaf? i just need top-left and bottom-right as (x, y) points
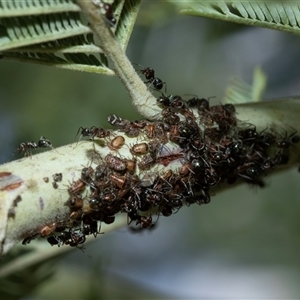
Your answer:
(115, 0), (141, 50)
(180, 2), (300, 35)
(224, 66), (267, 104)
(0, 0), (140, 74)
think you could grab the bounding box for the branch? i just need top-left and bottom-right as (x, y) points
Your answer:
(77, 0), (161, 120)
(1, 99), (300, 256)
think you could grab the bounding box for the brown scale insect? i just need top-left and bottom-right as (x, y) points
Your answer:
(110, 173), (127, 189)
(156, 150), (184, 167)
(130, 142), (149, 155)
(68, 179), (86, 194)
(162, 169), (173, 181)
(144, 123), (168, 144)
(105, 154), (127, 171)
(70, 210), (82, 220)
(169, 125), (180, 143)
(108, 135), (125, 151)
(118, 174), (139, 197)
(125, 158), (136, 173)
(40, 222), (57, 237)
(144, 124), (156, 138)
(179, 162), (193, 176)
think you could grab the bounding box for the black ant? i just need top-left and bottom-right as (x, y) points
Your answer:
(17, 141), (38, 156)
(157, 94), (195, 119)
(277, 129), (300, 149)
(76, 126), (111, 141)
(92, 1), (116, 26)
(37, 136), (52, 148)
(157, 94), (171, 108)
(186, 96), (210, 111)
(107, 114), (130, 129)
(136, 65), (166, 91)
(101, 1), (116, 26)
(16, 136), (53, 157)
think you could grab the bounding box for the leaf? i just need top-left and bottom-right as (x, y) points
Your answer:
(0, 0), (140, 74)
(114, 0), (141, 50)
(223, 66), (267, 104)
(3, 51), (114, 74)
(0, 2), (90, 51)
(180, 2), (300, 35)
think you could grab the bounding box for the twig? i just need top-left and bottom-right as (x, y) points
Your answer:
(77, 0), (161, 120)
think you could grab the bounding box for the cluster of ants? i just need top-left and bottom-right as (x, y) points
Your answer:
(21, 65), (299, 249)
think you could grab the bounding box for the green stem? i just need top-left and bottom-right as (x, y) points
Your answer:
(77, 0), (161, 119)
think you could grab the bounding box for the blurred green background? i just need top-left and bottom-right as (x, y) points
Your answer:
(1, 2), (300, 299)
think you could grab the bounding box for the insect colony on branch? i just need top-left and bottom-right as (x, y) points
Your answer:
(20, 64), (300, 248)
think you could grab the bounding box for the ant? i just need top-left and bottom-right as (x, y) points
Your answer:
(186, 96), (211, 111)
(277, 129), (300, 149)
(93, 1), (116, 26)
(136, 65), (166, 91)
(76, 126), (111, 141)
(157, 94), (171, 108)
(16, 136), (53, 157)
(102, 1), (116, 26)
(17, 141), (38, 156)
(37, 136), (52, 148)
(107, 114), (145, 137)
(157, 94), (194, 119)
